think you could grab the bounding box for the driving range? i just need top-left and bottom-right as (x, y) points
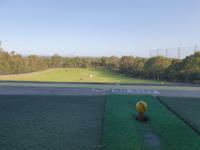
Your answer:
(0, 81), (199, 150)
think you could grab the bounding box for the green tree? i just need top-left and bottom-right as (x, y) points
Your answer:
(175, 52), (200, 82)
(144, 56), (172, 80)
(50, 55), (63, 68)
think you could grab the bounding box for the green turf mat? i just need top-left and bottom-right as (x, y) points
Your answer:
(103, 94), (200, 150)
(0, 95), (105, 150)
(158, 96), (200, 134)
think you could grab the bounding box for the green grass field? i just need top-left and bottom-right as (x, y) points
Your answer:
(103, 95), (200, 150)
(0, 68), (161, 84)
(158, 96), (200, 133)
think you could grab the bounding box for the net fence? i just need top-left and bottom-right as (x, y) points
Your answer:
(149, 45), (200, 59)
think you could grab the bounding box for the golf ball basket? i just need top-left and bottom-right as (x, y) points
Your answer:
(136, 101), (148, 121)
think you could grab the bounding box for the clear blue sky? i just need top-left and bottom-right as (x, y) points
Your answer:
(0, 0), (200, 57)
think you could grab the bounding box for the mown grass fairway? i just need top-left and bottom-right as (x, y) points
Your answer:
(0, 68), (161, 84)
(158, 96), (200, 133)
(0, 95), (104, 150)
(103, 95), (200, 150)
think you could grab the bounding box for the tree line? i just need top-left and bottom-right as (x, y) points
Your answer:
(0, 49), (200, 83)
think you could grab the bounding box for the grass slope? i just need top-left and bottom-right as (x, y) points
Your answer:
(0, 95), (104, 150)
(103, 95), (200, 150)
(158, 96), (200, 133)
(0, 68), (161, 84)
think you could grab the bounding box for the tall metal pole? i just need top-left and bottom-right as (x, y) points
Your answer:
(165, 48), (168, 58)
(194, 44), (197, 53)
(149, 50), (151, 58)
(178, 47), (181, 59)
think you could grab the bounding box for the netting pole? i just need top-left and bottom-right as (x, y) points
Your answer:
(194, 44), (197, 53)
(149, 50), (151, 58)
(165, 48), (168, 58)
(178, 47), (181, 59)
(156, 49), (159, 56)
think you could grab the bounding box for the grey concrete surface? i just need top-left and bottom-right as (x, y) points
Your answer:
(0, 86), (105, 95)
(0, 82), (200, 97)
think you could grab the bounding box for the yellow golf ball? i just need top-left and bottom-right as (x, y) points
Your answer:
(136, 101), (148, 113)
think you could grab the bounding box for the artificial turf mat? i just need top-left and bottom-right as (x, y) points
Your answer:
(158, 96), (200, 134)
(0, 95), (105, 150)
(103, 94), (200, 150)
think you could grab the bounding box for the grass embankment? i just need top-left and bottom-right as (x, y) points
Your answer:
(103, 95), (200, 150)
(0, 68), (161, 84)
(0, 95), (104, 150)
(158, 96), (200, 133)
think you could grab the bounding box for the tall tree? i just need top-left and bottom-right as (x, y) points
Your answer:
(144, 56), (172, 80)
